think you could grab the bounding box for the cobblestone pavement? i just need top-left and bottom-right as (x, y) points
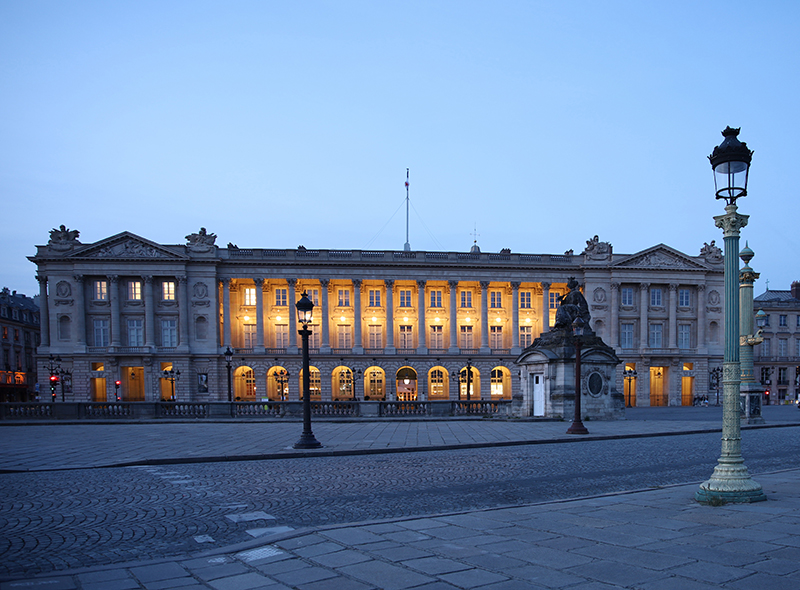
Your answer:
(1, 422), (798, 580)
(1, 406), (798, 473)
(1, 470), (799, 589)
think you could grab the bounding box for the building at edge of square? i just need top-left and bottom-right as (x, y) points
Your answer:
(29, 227), (728, 412)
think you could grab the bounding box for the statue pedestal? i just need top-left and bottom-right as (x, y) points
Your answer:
(516, 329), (624, 420)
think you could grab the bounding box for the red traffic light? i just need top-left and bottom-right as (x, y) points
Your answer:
(50, 375), (59, 382)
(114, 380), (121, 387)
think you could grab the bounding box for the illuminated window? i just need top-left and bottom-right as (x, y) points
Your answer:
(429, 325), (443, 348)
(243, 288), (256, 306)
(399, 325), (413, 348)
(368, 369), (384, 398)
(399, 290), (412, 307)
(275, 324), (289, 348)
(430, 369), (445, 398)
(94, 280), (108, 301)
(128, 281), (142, 301)
(549, 292), (560, 309)
(368, 325), (382, 348)
(275, 288), (288, 306)
(460, 291), (472, 308)
(490, 291), (502, 308)
(520, 291), (531, 309)
(368, 289), (381, 307)
(491, 368), (505, 397)
(430, 290), (442, 308)
(519, 326), (532, 348)
(337, 325), (352, 348)
(490, 325), (503, 348)
(459, 325), (473, 348)
(162, 281), (175, 301)
(243, 324), (256, 348)
(338, 289), (350, 307)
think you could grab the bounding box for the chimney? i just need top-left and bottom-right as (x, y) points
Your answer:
(792, 281), (800, 300)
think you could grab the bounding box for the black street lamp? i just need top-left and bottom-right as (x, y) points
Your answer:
(351, 368), (362, 401)
(163, 367), (181, 400)
(623, 368), (637, 408)
(709, 367), (722, 406)
(224, 346), (233, 402)
(58, 367), (71, 402)
(567, 317), (589, 435)
(294, 291), (322, 449)
(274, 369), (290, 401)
(451, 359), (474, 402)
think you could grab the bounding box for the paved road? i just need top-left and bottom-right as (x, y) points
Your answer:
(2, 425), (798, 578)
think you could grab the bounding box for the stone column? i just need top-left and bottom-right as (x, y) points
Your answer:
(254, 278), (265, 351)
(511, 282), (520, 353)
(697, 285), (706, 350)
(320, 279), (331, 352)
(288, 279), (298, 353)
(37, 275), (50, 348)
(73, 275), (86, 348)
(448, 280), (459, 353)
(640, 283), (649, 350)
(144, 276), (155, 348)
(178, 276), (189, 351)
(669, 283), (678, 349)
(480, 281), (490, 352)
(385, 279), (395, 353)
(221, 278), (232, 349)
(541, 282), (551, 332)
(110, 276), (121, 347)
(610, 282), (620, 349)
(417, 280), (426, 353)
(353, 279), (363, 353)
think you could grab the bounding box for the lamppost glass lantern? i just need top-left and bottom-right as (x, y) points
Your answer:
(296, 291), (314, 326)
(755, 309), (767, 330)
(224, 346), (233, 364)
(709, 126), (753, 204)
(572, 316), (585, 337)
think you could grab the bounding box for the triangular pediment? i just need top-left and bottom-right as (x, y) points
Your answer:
(67, 232), (189, 260)
(612, 244), (709, 271)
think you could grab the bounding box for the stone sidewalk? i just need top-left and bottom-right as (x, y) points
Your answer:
(2, 470), (798, 589)
(2, 406), (798, 472)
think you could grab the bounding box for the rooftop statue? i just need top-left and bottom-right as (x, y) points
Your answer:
(582, 235), (612, 260)
(700, 240), (723, 263)
(47, 225), (81, 251)
(185, 227), (217, 253)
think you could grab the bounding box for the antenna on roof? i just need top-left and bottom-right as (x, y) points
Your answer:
(403, 169), (411, 251)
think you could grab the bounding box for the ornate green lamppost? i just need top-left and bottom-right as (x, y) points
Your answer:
(739, 244), (767, 424)
(696, 127), (766, 504)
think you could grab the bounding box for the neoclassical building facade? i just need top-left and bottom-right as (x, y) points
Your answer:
(30, 228), (727, 409)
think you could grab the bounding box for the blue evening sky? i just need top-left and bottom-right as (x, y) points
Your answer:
(2, 1), (798, 299)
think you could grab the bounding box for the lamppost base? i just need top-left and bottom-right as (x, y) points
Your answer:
(695, 464), (766, 504)
(566, 421), (589, 435)
(293, 434), (322, 449)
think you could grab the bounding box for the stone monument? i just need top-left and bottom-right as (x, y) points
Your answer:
(516, 278), (624, 420)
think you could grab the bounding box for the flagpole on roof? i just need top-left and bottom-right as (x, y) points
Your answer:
(404, 168), (411, 251)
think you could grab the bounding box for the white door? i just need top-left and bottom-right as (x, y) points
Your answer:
(533, 374), (545, 416)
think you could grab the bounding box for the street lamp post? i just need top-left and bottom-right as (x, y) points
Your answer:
(274, 369), (290, 401)
(709, 367), (722, 406)
(294, 291), (322, 449)
(163, 367), (180, 400)
(224, 346), (233, 402)
(451, 360), (474, 403)
(696, 127), (766, 504)
(739, 244), (767, 424)
(623, 368), (637, 408)
(351, 368), (362, 401)
(567, 317), (589, 434)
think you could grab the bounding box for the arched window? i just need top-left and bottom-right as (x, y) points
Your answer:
(365, 366), (385, 400)
(429, 367), (447, 399)
(299, 366), (321, 400)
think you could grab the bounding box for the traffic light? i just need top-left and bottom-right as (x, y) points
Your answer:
(50, 374), (59, 401)
(114, 380), (121, 402)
